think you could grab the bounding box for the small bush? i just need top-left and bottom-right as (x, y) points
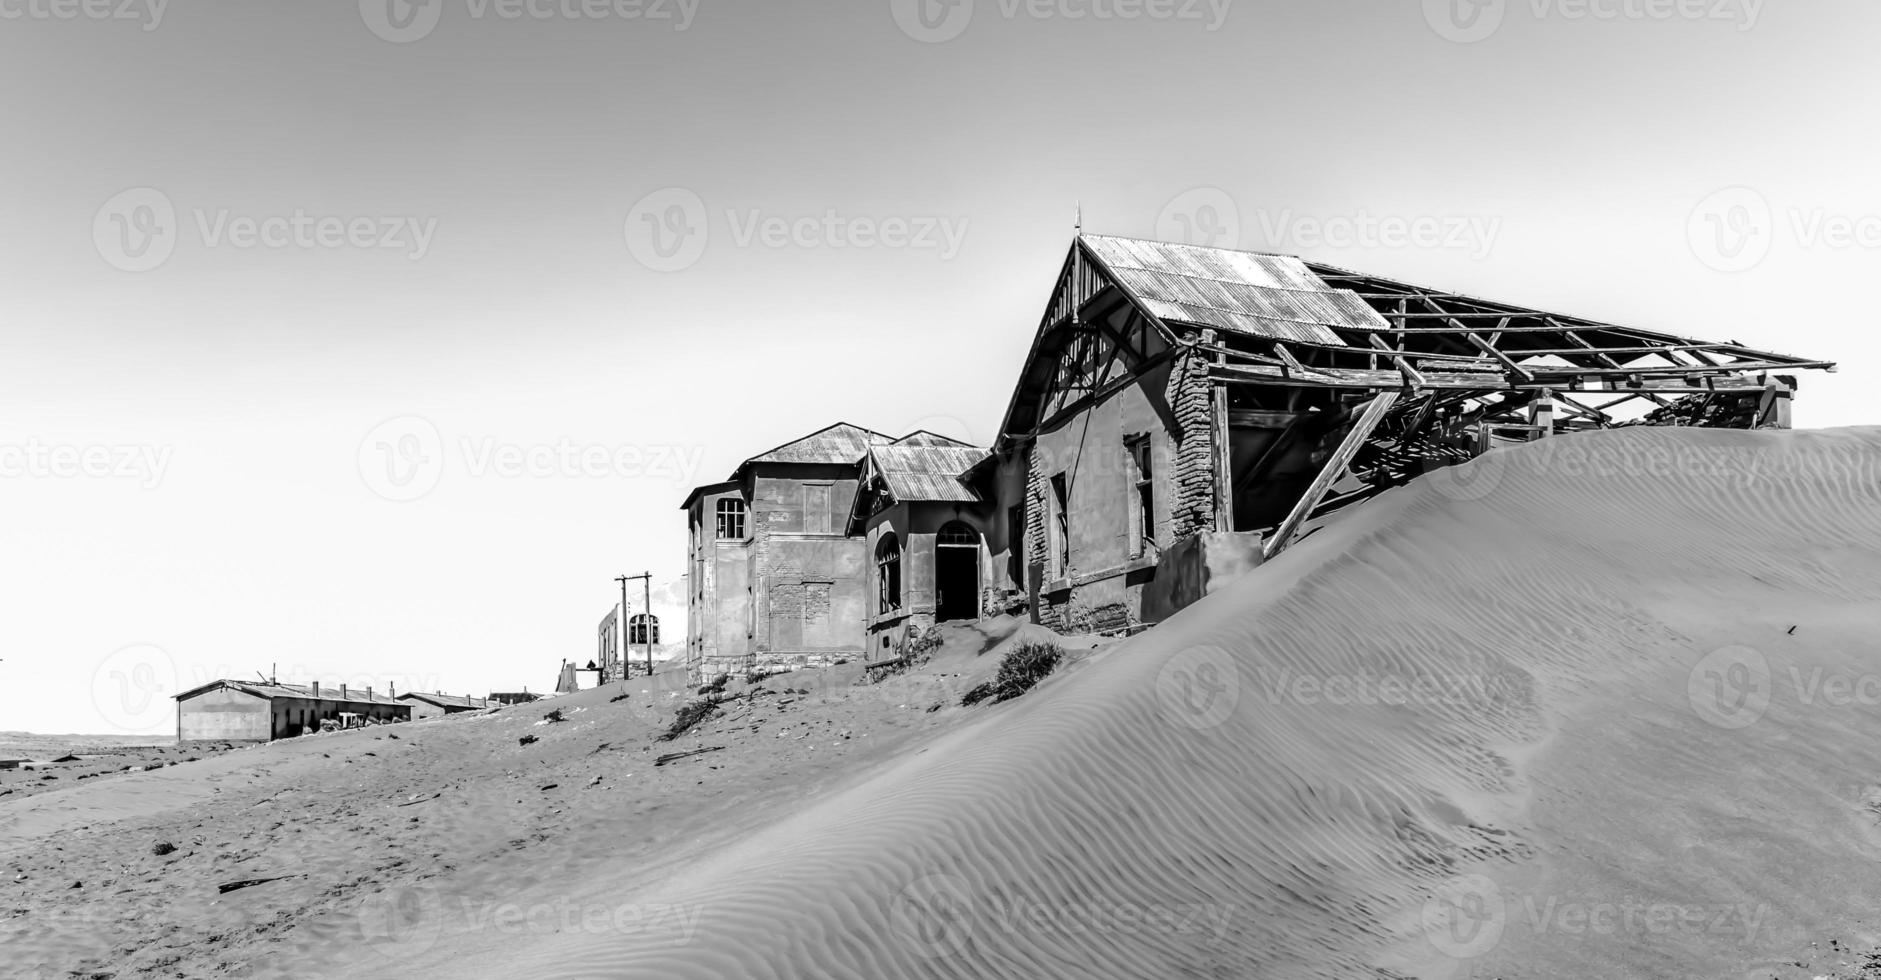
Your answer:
(960, 641), (1063, 707)
(697, 674), (729, 696)
(660, 695), (725, 742)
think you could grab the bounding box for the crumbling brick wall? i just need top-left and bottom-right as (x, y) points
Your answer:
(1023, 446), (1067, 631)
(1165, 340), (1217, 542)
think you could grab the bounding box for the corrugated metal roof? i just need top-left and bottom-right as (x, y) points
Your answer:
(1080, 235), (1380, 347)
(174, 679), (407, 706)
(870, 444), (988, 503)
(746, 422), (893, 466)
(892, 430), (974, 448)
(398, 692), (490, 710)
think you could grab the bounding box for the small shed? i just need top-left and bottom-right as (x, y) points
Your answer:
(173, 680), (411, 742)
(397, 692), (493, 721)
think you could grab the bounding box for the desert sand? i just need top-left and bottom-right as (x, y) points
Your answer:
(10, 426), (1881, 979)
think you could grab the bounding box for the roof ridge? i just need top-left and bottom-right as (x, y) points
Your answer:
(1079, 232), (1299, 260)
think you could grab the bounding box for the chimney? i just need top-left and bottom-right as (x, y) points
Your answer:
(341, 683), (349, 699)
(390, 682), (397, 698)
(367, 685), (373, 701)
(313, 680), (321, 699)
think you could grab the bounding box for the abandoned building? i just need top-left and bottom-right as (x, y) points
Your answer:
(846, 434), (997, 658)
(397, 691), (493, 720)
(680, 234), (1831, 676)
(982, 234), (1833, 633)
(172, 679), (411, 742)
(682, 423), (897, 681)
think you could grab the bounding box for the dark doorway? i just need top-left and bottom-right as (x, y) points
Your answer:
(935, 522), (980, 621)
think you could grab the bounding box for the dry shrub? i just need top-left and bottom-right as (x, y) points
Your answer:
(960, 641), (1063, 707)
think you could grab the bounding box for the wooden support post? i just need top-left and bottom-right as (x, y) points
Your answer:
(1211, 381), (1233, 533)
(1528, 388), (1554, 436)
(1263, 390), (1400, 561)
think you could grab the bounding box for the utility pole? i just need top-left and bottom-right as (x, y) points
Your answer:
(616, 572), (653, 680)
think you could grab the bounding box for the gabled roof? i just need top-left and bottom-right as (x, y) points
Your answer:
(892, 430), (975, 448)
(745, 422), (893, 466)
(847, 441), (989, 534)
(397, 692), (490, 710)
(1080, 235), (1384, 346)
(996, 234), (1833, 444)
(681, 423), (894, 509)
(173, 679), (407, 706)
(868, 444), (988, 503)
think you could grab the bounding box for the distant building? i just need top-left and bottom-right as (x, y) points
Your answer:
(682, 423), (895, 681)
(397, 691), (492, 720)
(487, 691), (542, 706)
(597, 607), (620, 682)
(173, 680), (410, 742)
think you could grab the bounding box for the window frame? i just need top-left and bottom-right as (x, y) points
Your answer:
(715, 497), (747, 540)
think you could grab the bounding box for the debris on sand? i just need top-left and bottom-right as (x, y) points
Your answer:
(654, 746), (725, 767)
(216, 875), (303, 894)
(150, 843), (176, 857)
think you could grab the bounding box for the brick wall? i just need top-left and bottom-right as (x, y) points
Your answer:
(1165, 341), (1217, 542)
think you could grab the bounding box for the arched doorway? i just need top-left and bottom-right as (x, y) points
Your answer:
(934, 521), (980, 622)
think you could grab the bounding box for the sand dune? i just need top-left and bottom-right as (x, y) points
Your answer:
(406, 426), (1881, 980)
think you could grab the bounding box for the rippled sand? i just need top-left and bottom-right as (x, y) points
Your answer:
(423, 426), (1881, 980)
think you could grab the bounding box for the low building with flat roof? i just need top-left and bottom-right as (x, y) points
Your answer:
(397, 691), (492, 721)
(173, 679), (410, 742)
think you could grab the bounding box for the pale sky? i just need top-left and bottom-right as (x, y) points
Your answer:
(2, 0), (1875, 735)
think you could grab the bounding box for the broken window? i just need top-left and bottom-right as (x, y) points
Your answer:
(1006, 502), (1026, 591)
(715, 498), (746, 539)
(1127, 435), (1155, 558)
(876, 532), (902, 614)
(1049, 473), (1070, 578)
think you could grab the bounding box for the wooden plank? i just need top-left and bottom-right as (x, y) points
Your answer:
(1211, 381), (1234, 532)
(1206, 362), (1773, 393)
(1467, 329), (1535, 382)
(1263, 391), (1399, 561)
(1367, 334), (1427, 389)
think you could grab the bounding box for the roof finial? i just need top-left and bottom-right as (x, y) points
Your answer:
(1074, 201), (1082, 238)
